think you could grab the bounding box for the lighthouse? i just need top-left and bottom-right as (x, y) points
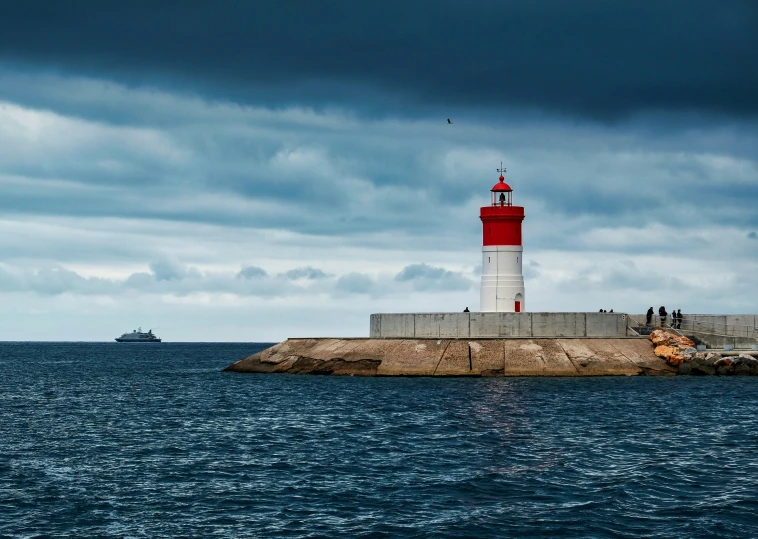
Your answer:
(480, 164), (525, 312)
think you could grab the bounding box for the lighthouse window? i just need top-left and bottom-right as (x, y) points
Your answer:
(517, 257), (519, 262)
(488, 257), (490, 263)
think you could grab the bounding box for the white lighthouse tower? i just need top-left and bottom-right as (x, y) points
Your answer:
(480, 164), (526, 312)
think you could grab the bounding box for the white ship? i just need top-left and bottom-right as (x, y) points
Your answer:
(115, 328), (161, 343)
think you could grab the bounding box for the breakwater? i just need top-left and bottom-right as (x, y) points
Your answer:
(224, 337), (674, 376)
(225, 312), (758, 376)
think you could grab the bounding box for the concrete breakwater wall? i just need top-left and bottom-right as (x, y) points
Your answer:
(627, 313), (758, 348)
(224, 337), (674, 376)
(628, 314), (758, 332)
(370, 312), (629, 339)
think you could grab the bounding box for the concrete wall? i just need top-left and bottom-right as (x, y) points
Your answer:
(370, 312), (630, 339)
(370, 312), (758, 340)
(627, 313), (758, 348)
(469, 312), (532, 337)
(629, 310), (758, 333)
(629, 313), (757, 332)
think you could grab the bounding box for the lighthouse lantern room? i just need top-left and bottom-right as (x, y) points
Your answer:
(479, 164), (526, 312)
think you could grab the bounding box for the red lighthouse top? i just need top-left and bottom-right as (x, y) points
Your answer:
(480, 164), (524, 246)
(491, 174), (512, 192)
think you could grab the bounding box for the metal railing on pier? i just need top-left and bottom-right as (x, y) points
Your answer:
(631, 316), (757, 340)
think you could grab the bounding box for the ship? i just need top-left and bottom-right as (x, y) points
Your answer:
(115, 328), (162, 342)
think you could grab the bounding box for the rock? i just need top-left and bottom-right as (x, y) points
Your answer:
(687, 355), (717, 375)
(717, 364), (735, 375)
(693, 364), (716, 375)
(648, 329), (695, 349)
(649, 330), (670, 346)
(714, 357), (734, 367)
(732, 356), (758, 375)
(690, 356), (709, 367)
(653, 345), (686, 366)
(654, 344), (676, 358)
(734, 363), (752, 375)
(678, 362), (692, 375)
(673, 335), (696, 348)
(733, 355), (751, 366)
(669, 355), (686, 366)
(649, 330), (697, 367)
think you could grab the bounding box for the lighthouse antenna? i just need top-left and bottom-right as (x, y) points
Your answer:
(496, 162), (507, 175)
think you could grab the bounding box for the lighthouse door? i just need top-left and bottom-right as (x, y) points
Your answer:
(514, 301), (521, 313)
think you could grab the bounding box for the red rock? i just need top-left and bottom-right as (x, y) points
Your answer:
(649, 330), (695, 366)
(671, 334), (695, 348)
(649, 330), (670, 346)
(668, 354), (685, 366)
(648, 329), (694, 349)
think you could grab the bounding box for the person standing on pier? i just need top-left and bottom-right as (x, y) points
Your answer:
(646, 307), (654, 327)
(676, 309), (683, 329)
(659, 306), (667, 327)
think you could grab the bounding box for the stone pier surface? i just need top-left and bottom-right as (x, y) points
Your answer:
(224, 338), (675, 376)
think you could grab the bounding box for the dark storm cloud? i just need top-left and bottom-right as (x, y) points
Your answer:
(1, 0), (756, 121)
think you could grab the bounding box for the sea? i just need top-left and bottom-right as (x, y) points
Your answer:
(1, 342), (758, 538)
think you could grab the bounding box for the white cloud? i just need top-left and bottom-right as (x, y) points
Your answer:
(279, 266), (332, 280)
(236, 266), (268, 279)
(394, 263), (474, 292)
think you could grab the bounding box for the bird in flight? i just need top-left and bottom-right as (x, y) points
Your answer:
(447, 118), (452, 124)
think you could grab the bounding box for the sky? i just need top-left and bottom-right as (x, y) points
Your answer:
(0, 0), (757, 341)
